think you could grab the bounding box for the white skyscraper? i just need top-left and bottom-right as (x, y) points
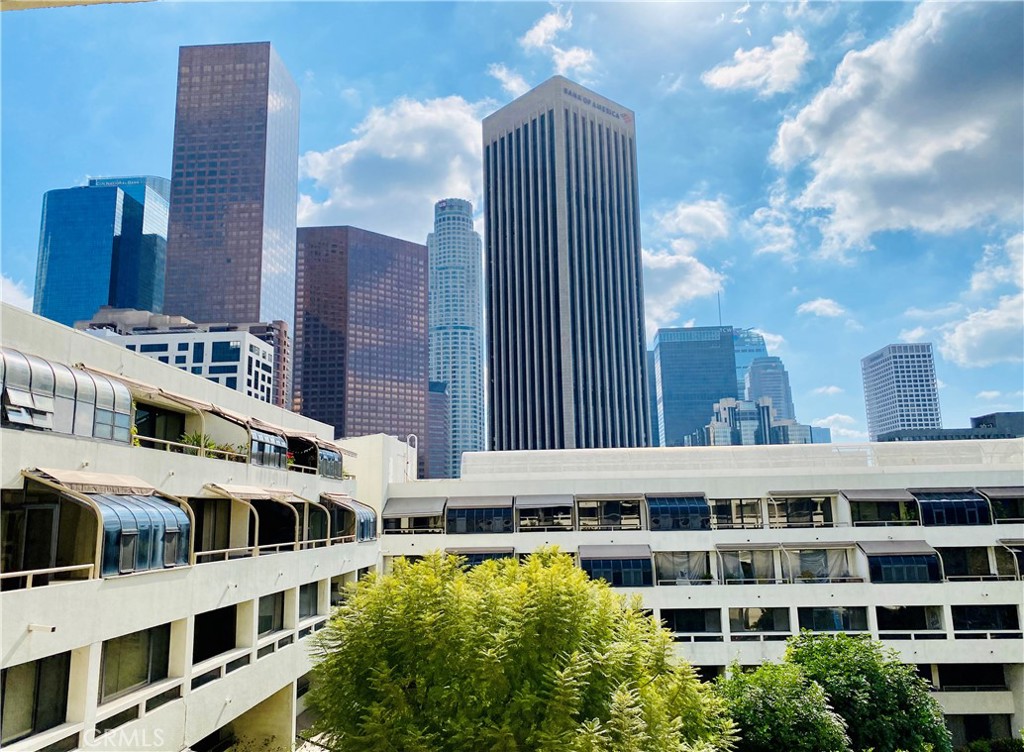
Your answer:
(861, 343), (942, 441)
(746, 356), (796, 422)
(427, 198), (485, 477)
(483, 76), (649, 450)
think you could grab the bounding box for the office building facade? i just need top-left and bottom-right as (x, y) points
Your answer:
(164, 42), (300, 336)
(483, 76), (649, 451)
(733, 328), (768, 398)
(425, 381), (451, 480)
(427, 198), (484, 477)
(745, 356), (796, 422)
(294, 226), (428, 467)
(654, 326), (737, 447)
(862, 343), (942, 441)
(877, 412), (1024, 442)
(33, 177), (169, 327)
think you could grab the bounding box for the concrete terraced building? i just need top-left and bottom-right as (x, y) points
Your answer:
(2, 304), (1022, 751)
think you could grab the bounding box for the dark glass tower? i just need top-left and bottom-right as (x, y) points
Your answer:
(653, 326), (737, 447)
(33, 177), (168, 327)
(483, 76), (649, 450)
(294, 226), (428, 472)
(164, 42), (299, 334)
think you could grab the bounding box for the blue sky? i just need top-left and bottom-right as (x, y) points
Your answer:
(2, 1), (1022, 440)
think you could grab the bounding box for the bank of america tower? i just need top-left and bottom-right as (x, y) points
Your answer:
(483, 76), (649, 450)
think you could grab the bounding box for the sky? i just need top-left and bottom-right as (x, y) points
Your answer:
(2, 0), (1022, 441)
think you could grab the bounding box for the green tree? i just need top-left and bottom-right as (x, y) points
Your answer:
(785, 632), (952, 752)
(308, 549), (734, 752)
(715, 661), (850, 752)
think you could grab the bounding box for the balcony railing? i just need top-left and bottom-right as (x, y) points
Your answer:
(0, 563), (95, 590)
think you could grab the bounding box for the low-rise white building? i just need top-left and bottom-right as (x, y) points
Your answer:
(2, 303), (1022, 750)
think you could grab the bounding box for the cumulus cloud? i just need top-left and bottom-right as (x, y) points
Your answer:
(518, 5), (596, 80)
(812, 413), (868, 441)
(939, 293), (1024, 367)
(970, 233), (1023, 294)
(702, 31), (811, 96)
(487, 64), (530, 98)
(298, 95), (489, 242)
(903, 303), (964, 320)
(814, 385), (844, 395)
(797, 297), (846, 317)
(772, 3), (1024, 256)
(654, 198), (730, 241)
(752, 328), (785, 353)
(746, 181), (798, 261)
(899, 326), (929, 343)
(1, 274), (33, 310)
(977, 390), (1002, 400)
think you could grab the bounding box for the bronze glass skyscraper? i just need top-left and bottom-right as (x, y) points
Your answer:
(483, 76), (650, 450)
(294, 227), (428, 466)
(164, 42), (299, 335)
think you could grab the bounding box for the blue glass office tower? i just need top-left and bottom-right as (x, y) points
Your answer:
(733, 328), (768, 398)
(654, 326), (737, 446)
(33, 176), (169, 327)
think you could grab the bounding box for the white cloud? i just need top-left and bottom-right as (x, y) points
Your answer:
(970, 233), (1023, 294)
(518, 5), (596, 81)
(487, 64), (530, 98)
(939, 293), (1024, 368)
(772, 3), (1024, 256)
(812, 413), (855, 427)
(813, 385), (844, 395)
(1, 274), (33, 311)
(751, 328), (785, 354)
(898, 326), (929, 343)
(298, 95), (488, 242)
(746, 184), (798, 261)
(936, 379), (947, 390)
(903, 303), (965, 320)
(702, 31), (811, 97)
(731, 2), (751, 25)
(654, 198), (730, 240)
(797, 297), (846, 317)
(785, 0), (840, 26)
(977, 390), (1002, 400)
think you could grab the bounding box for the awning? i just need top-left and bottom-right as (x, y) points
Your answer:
(858, 540), (937, 556)
(204, 483), (276, 501)
(910, 488), (974, 496)
(646, 493), (707, 501)
(382, 497), (446, 518)
(998, 538), (1024, 549)
(321, 493), (376, 517)
(26, 467), (156, 496)
(251, 430), (288, 449)
(841, 489), (915, 502)
(979, 487), (1024, 499)
(578, 544), (652, 560)
(446, 547), (515, 555)
(782, 541), (855, 550)
(445, 496), (513, 509)
(514, 494), (574, 509)
(91, 492), (191, 575)
(76, 365), (211, 414)
(265, 489), (311, 506)
(716, 542), (781, 551)
(768, 490), (836, 498)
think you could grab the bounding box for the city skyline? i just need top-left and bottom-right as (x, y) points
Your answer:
(2, 2), (1022, 441)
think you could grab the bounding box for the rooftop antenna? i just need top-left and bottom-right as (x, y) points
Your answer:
(717, 292), (723, 327)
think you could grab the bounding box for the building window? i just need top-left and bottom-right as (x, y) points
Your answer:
(192, 342), (205, 362)
(951, 605), (1019, 632)
(139, 343), (168, 353)
(916, 493), (992, 526)
(729, 607), (790, 633)
(580, 558), (653, 587)
(1, 652), (70, 745)
(445, 507), (512, 534)
(876, 605), (943, 632)
(100, 625), (170, 703)
(710, 499), (762, 529)
(647, 496), (710, 531)
(661, 608), (721, 634)
(299, 583), (319, 619)
(797, 607), (868, 632)
(258, 591), (285, 636)
(720, 549), (776, 583)
(577, 499), (643, 530)
(193, 606), (236, 664)
(211, 341), (241, 363)
(867, 554), (941, 583)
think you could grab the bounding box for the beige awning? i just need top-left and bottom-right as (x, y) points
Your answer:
(515, 494), (574, 509)
(76, 365), (211, 414)
(781, 541), (855, 550)
(204, 483), (275, 501)
(768, 490), (837, 498)
(445, 495), (513, 509)
(578, 544), (652, 560)
(26, 467), (156, 496)
(841, 489), (915, 502)
(979, 487), (1024, 499)
(382, 497), (446, 518)
(858, 540), (936, 556)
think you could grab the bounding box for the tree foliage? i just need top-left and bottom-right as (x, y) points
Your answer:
(715, 661), (850, 752)
(785, 632), (952, 752)
(308, 549), (734, 752)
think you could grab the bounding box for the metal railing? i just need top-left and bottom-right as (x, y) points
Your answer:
(0, 563), (94, 590)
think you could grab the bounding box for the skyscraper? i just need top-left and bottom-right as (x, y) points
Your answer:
(861, 343), (942, 441)
(648, 350), (661, 447)
(483, 76), (649, 450)
(427, 198), (484, 477)
(33, 177), (169, 327)
(425, 381), (451, 480)
(293, 226), (428, 472)
(746, 356), (796, 421)
(653, 326), (737, 446)
(733, 328), (768, 398)
(164, 42), (299, 336)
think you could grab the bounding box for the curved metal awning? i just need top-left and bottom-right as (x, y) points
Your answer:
(25, 467), (156, 496)
(204, 483), (276, 501)
(382, 497), (446, 518)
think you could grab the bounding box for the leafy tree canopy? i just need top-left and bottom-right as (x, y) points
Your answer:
(715, 661), (850, 752)
(308, 549), (735, 752)
(786, 632), (952, 752)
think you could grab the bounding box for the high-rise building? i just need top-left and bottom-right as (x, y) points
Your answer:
(427, 198), (484, 477)
(810, 426), (833, 444)
(425, 381), (451, 480)
(164, 42), (300, 338)
(705, 398), (773, 446)
(861, 343), (942, 441)
(654, 326), (737, 447)
(648, 350), (661, 447)
(483, 76), (649, 450)
(746, 356), (796, 422)
(294, 226), (428, 473)
(33, 177), (169, 327)
(733, 328), (768, 398)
